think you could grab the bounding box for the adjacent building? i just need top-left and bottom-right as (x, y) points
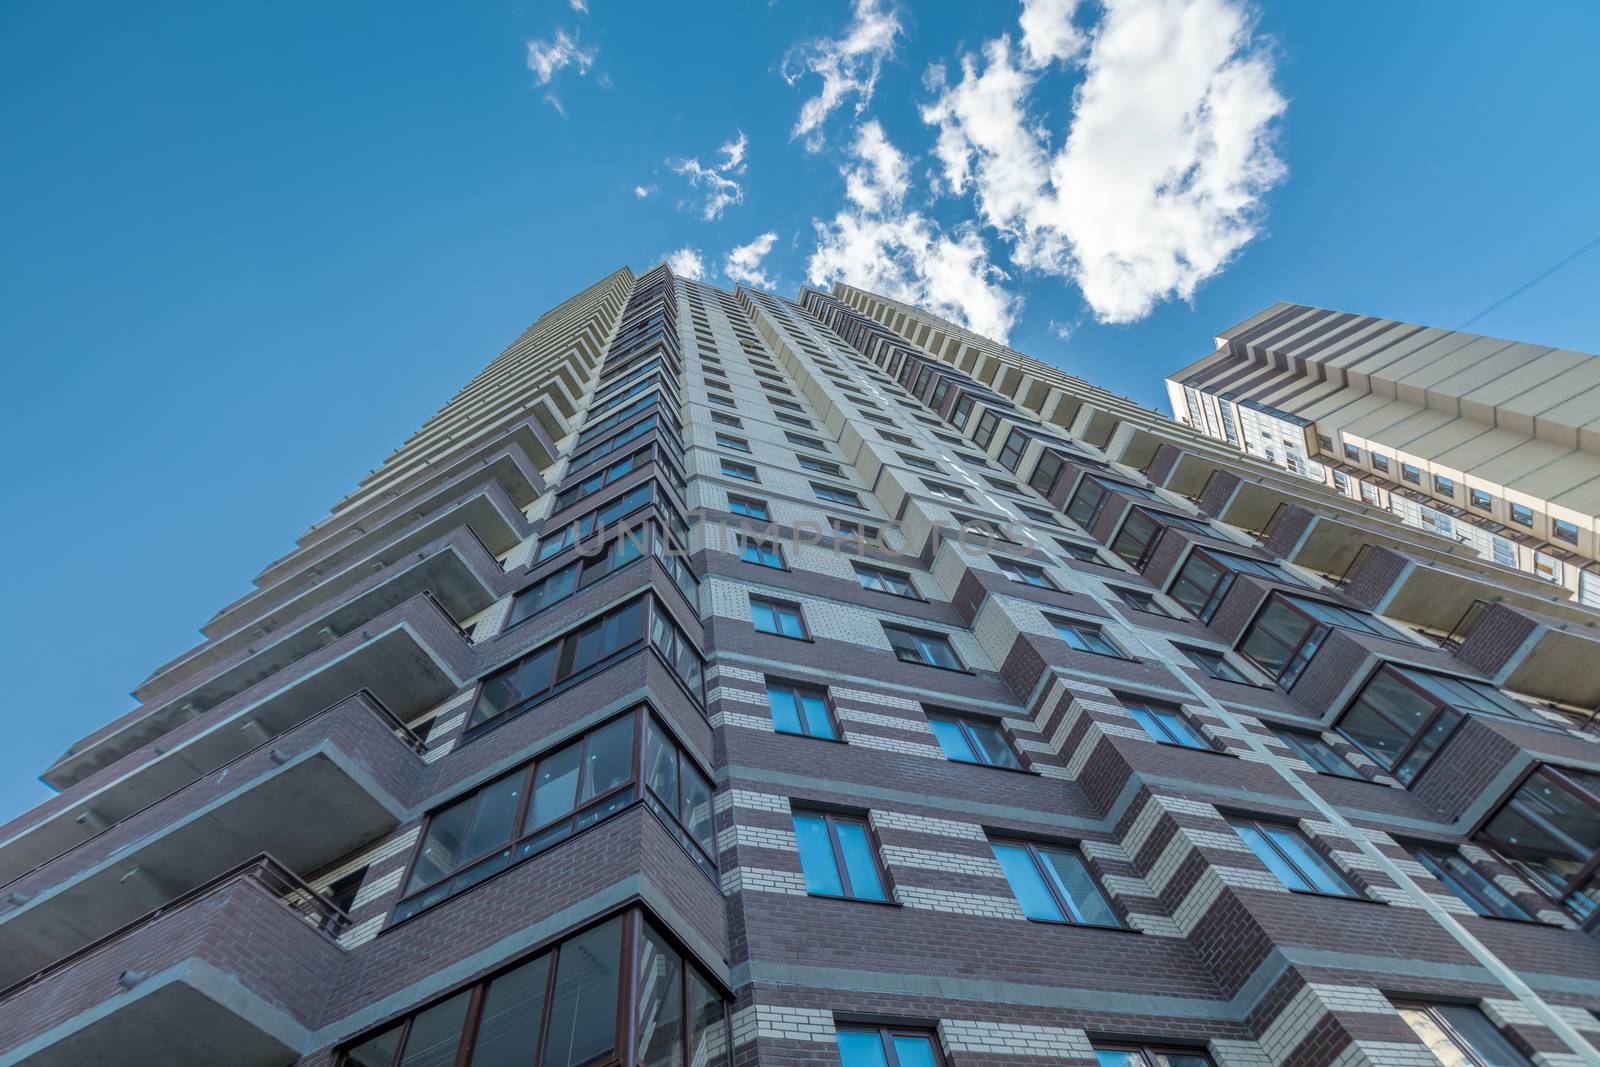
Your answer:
(2, 268), (1599, 1067)
(1166, 304), (1600, 605)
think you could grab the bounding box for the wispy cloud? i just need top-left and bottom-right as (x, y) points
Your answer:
(665, 247), (707, 279)
(634, 184), (656, 199)
(920, 0), (1286, 323)
(671, 131), (749, 221)
(808, 124), (1021, 342)
(526, 29), (596, 85)
(782, 0), (902, 152)
(570, 0), (588, 12)
(725, 232), (781, 289)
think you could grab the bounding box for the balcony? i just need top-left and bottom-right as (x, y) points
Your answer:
(42, 590), (468, 793)
(1336, 544), (1587, 635)
(0, 856), (344, 1067)
(138, 523), (507, 706)
(0, 693), (413, 989)
(1450, 599), (1600, 709)
(202, 466), (532, 643)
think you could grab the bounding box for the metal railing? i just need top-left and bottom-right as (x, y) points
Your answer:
(0, 853), (347, 1002)
(1335, 542), (1377, 589)
(1440, 599), (1491, 652)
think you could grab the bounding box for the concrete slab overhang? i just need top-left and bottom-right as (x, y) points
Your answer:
(42, 591), (466, 794)
(138, 526), (504, 706)
(0, 741), (399, 988)
(0, 862), (342, 1067)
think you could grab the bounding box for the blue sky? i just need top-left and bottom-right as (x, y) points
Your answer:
(1, 0), (1597, 820)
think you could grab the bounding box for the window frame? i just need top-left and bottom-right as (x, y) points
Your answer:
(1391, 1001), (1536, 1067)
(1050, 617), (1128, 659)
(853, 562), (920, 598)
(727, 494), (770, 520)
(737, 535), (786, 570)
(1228, 816), (1360, 897)
(750, 595), (809, 640)
(835, 1025), (946, 1067)
(812, 481), (865, 508)
(1123, 700), (1211, 750)
(792, 809), (890, 902)
(1476, 763), (1600, 923)
(765, 680), (839, 740)
(1410, 845), (1533, 921)
(925, 710), (1023, 770)
(989, 837), (1123, 927)
(882, 624), (965, 670)
(1274, 729), (1364, 779)
(719, 458), (759, 482)
(1176, 644), (1252, 685)
(995, 555), (1057, 589)
(1093, 1042), (1216, 1067)
(714, 432), (751, 453)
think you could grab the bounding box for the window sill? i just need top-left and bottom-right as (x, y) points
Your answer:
(775, 729), (848, 745)
(945, 756), (1040, 777)
(892, 657), (974, 675)
(756, 631), (814, 643)
(1025, 917), (1143, 935)
(1288, 888), (1385, 905)
(807, 892), (902, 909)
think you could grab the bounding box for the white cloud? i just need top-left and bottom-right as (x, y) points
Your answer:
(921, 0), (1286, 323)
(634, 184), (655, 199)
(664, 247), (707, 280)
(782, 0), (902, 152)
(526, 29), (596, 86)
(808, 125), (1020, 342)
(570, 0), (588, 11)
(671, 130), (748, 221)
(1049, 317), (1080, 340)
(725, 232), (780, 289)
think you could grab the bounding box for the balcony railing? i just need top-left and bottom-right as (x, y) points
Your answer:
(0, 853), (346, 1003)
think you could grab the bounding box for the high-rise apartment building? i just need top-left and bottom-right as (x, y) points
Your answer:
(1165, 304), (1600, 605)
(2, 267), (1599, 1067)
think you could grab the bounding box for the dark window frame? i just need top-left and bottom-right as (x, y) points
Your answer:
(989, 837), (1124, 928)
(792, 809), (891, 902)
(835, 1024), (947, 1067)
(1228, 816), (1360, 897)
(925, 710), (1023, 770)
(750, 595), (809, 640)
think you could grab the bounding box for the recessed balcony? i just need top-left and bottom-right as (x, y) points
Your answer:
(0, 856), (344, 1067)
(0, 694), (411, 989)
(1451, 600), (1600, 709)
(1336, 544), (1586, 634)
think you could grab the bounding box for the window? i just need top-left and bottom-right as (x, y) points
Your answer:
(1337, 666), (1536, 785)
(551, 447), (652, 512)
(470, 599), (649, 730)
(728, 495), (770, 520)
(1478, 765), (1600, 922)
(1509, 502), (1533, 526)
(706, 392), (736, 408)
(1051, 618), (1126, 658)
(1402, 462), (1422, 485)
(836, 1026), (942, 1067)
(1016, 503), (1059, 526)
(812, 482), (864, 508)
(898, 452), (941, 472)
(926, 712), (1021, 769)
(720, 459), (758, 482)
(854, 562), (918, 597)
(766, 682), (836, 739)
(1470, 488), (1493, 511)
(1411, 846), (1531, 920)
(798, 455), (846, 478)
(1108, 508), (1213, 567)
(1066, 475), (1161, 528)
(1167, 549), (1301, 622)
(998, 429), (1029, 470)
(770, 397), (805, 413)
(990, 839), (1120, 926)
(399, 713), (642, 918)
(342, 912), (730, 1067)
(785, 431), (828, 452)
(792, 811), (886, 901)
(1392, 1003), (1535, 1067)
(1179, 645), (1251, 684)
(1371, 453), (1390, 474)
(507, 526), (651, 628)
(1237, 594), (1398, 689)
(1275, 730), (1362, 779)
(1434, 473), (1457, 496)
(996, 556), (1055, 588)
(1228, 818), (1358, 896)
(1056, 539), (1104, 564)
(921, 480), (970, 503)
(1111, 586), (1166, 615)
(715, 432), (749, 452)
(879, 429), (916, 447)
(1343, 443), (1361, 463)
(710, 411), (741, 428)
(751, 597), (807, 639)
(830, 516), (884, 544)
(641, 717), (719, 877)
(883, 625), (963, 669)
(1125, 701), (1209, 749)
(775, 412), (816, 429)
(1093, 1044), (1213, 1067)
(738, 536), (784, 569)
(973, 409), (1002, 449)
(1553, 518), (1579, 544)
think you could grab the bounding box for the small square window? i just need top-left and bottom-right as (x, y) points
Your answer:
(707, 393), (737, 409)
(1317, 434), (1334, 452)
(715, 433), (750, 452)
(879, 430), (916, 447)
(738, 537), (785, 569)
(883, 625), (963, 669)
(1409, 847), (1531, 920)
(1056, 539), (1104, 564)
(766, 681), (835, 739)
(710, 412), (742, 428)
(812, 482), (864, 508)
(830, 516), (882, 544)
(922, 480), (970, 503)
(853, 562), (918, 597)
(927, 712), (1021, 769)
(1051, 618), (1126, 658)
(1553, 518), (1579, 544)
(776, 412), (817, 429)
(728, 495), (770, 520)
(785, 431), (829, 452)
(1177, 645), (1249, 684)
(1124, 700), (1208, 748)
(1228, 817), (1358, 896)
(996, 556), (1055, 588)
(793, 810), (886, 900)
(1469, 487), (1493, 511)
(1371, 453), (1390, 474)
(836, 1027), (943, 1067)
(798, 455), (846, 478)
(1343, 443), (1361, 463)
(1434, 473), (1456, 496)
(1274, 729), (1362, 779)
(1392, 1003), (1535, 1067)
(1401, 463), (1422, 485)
(721, 459), (759, 482)
(1111, 586), (1166, 615)
(1509, 502), (1534, 526)
(898, 452), (941, 472)
(751, 596), (807, 639)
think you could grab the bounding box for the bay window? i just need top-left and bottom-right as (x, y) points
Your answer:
(1478, 765), (1600, 923)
